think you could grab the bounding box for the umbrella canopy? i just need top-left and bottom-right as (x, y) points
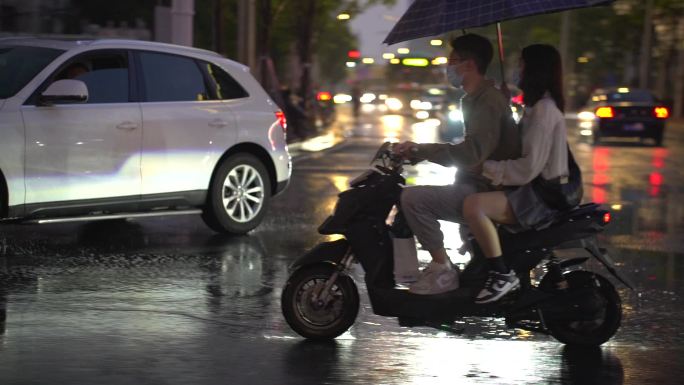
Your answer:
(383, 0), (614, 45)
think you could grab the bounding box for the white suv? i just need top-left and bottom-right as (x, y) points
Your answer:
(0, 38), (291, 234)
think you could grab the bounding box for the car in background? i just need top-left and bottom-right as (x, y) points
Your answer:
(432, 87), (465, 142)
(0, 37), (291, 234)
(578, 87), (670, 146)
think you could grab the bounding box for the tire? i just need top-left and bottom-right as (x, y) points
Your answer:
(281, 264), (359, 340)
(202, 153), (271, 234)
(541, 270), (622, 346)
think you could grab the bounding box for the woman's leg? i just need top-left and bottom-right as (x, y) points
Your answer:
(463, 191), (520, 303)
(462, 191), (517, 258)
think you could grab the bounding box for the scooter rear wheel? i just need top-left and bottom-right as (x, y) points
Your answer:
(281, 264), (359, 340)
(541, 270), (622, 346)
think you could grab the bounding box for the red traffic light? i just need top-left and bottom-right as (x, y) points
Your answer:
(348, 50), (361, 59)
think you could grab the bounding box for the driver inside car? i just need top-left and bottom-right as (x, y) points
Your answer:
(392, 33), (521, 295)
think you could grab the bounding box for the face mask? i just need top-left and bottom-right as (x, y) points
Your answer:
(446, 64), (465, 88)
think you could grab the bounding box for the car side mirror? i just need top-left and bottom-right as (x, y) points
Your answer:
(39, 79), (89, 106)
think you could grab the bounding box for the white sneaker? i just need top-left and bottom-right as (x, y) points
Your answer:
(409, 262), (460, 294)
(475, 270), (520, 304)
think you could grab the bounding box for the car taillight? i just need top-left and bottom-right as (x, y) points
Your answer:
(654, 106), (669, 119)
(603, 212), (611, 224)
(595, 106), (614, 119)
(317, 91), (332, 101)
(275, 111), (287, 132)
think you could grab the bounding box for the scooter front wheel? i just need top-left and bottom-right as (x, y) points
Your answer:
(281, 264), (359, 340)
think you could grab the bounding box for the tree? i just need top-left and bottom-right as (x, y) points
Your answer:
(253, 0), (395, 112)
(70, 0), (157, 30)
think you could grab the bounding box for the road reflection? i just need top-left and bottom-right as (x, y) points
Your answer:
(279, 339), (624, 384)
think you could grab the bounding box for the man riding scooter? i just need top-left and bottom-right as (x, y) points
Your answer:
(393, 33), (521, 295)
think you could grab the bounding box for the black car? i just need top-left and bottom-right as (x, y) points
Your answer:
(579, 88), (669, 146)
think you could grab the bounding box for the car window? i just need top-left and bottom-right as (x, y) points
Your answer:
(201, 62), (249, 100)
(591, 90), (655, 103)
(0, 45), (64, 99)
(53, 52), (130, 104)
(139, 51), (209, 102)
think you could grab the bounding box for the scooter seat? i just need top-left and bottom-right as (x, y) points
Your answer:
(499, 203), (605, 254)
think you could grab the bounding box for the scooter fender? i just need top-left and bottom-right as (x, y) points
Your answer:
(289, 239), (350, 271)
(584, 241), (636, 290)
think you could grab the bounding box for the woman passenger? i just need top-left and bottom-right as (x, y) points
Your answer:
(462, 44), (571, 304)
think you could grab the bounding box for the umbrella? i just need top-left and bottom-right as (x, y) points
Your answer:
(383, 0), (615, 88)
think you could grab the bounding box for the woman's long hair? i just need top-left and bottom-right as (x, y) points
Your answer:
(519, 44), (565, 112)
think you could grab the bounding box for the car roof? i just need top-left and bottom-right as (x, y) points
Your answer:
(0, 36), (251, 74)
(0, 36), (223, 59)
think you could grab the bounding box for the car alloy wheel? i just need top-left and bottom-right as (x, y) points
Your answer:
(202, 153), (271, 234)
(222, 164), (265, 223)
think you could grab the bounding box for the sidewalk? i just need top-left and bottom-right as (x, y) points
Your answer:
(287, 105), (352, 157)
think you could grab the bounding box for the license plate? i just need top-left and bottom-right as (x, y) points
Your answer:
(623, 122), (644, 131)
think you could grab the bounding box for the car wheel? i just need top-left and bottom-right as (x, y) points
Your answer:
(202, 153), (271, 234)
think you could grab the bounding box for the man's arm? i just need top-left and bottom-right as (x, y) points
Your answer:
(412, 101), (504, 168)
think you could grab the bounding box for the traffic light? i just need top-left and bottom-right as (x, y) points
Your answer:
(348, 50), (361, 59)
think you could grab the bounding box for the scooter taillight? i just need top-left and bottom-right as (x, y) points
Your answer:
(603, 212), (611, 224)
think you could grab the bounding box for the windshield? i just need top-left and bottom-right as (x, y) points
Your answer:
(0, 45), (65, 99)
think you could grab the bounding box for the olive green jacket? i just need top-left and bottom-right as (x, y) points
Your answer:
(413, 80), (521, 187)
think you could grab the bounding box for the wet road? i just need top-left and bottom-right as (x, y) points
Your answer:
(1, 108), (683, 384)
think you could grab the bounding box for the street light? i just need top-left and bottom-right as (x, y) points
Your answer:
(337, 13), (351, 20)
(362, 58), (375, 64)
(382, 53), (395, 60)
(346, 61), (357, 68)
(397, 48), (410, 54)
(402, 58), (429, 67)
(430, 39), (443, 46)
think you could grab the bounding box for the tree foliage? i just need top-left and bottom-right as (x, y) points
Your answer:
(453, 0), (683, 107)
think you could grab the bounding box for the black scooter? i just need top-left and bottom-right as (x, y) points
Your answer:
(281, 143), (633, 346)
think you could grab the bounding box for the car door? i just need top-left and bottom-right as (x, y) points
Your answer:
(135, 50), (237, 196)
(21, 50), (142, 206)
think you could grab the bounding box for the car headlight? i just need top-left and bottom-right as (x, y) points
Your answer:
(448, 109), (463, 122)
(385, 98), (403, 111)
(578, 111), (596, 121)
(415, 110), (429, 120)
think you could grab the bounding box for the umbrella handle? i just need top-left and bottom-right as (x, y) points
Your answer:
(496, 23), (511, 100)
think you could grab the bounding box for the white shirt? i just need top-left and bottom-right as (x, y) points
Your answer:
(482, 95), (568, 186)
